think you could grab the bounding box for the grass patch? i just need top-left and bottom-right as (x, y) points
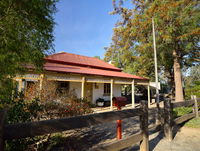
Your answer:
(184, 117), (200, 128)
(173, 107), (193, 118)
(37, 133), (84, 151)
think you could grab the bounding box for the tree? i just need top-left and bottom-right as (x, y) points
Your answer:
(0, 0), (57, 78)
(0, 1), (58, 150)
(0, 0), (58, 100)
(106, 0), (200, 101)
(94, 56), (101, 60)
(104, 44), (155, 80)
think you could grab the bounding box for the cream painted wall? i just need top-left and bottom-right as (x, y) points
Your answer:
(69, 82), (122, 104)
(92, 83), (104, 104)
(92, 83), (122, 104)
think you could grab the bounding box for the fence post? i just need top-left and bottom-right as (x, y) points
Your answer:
(0, 110), (7, 151)
(164, 98), (173, 141)
(140, 101), (149, 151)
(193, 95), (199, 118)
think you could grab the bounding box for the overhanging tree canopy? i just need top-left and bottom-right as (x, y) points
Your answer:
(0, 0), (58, 79)
(105, 0), (200, 101)
(0, 0), (58, 100)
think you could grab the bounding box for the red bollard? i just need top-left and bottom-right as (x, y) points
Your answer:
(117, 119), (122, 139)
(116, 105), (122, 139)
(113, 97), (127, 140)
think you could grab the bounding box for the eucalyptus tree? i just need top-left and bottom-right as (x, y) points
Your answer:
(105, 0), (200, 101)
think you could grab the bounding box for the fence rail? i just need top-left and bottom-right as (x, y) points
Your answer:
(164, 96), (200, 141)
(0, 101), (149, 151)
(4, 108), (143, 140)
(172, 100), (195, 108)
(91, 132), (143, 151)
(0, 96), (199, 151)
(174, 112), (200, 125)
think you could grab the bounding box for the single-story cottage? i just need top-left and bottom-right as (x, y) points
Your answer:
(14, 52), (151, 109)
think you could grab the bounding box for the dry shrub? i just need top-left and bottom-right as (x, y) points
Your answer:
(16, 79), (93, 151)
(24, 78), (93, 119)
(42, 96), (93, 119)
(24, 79), (58, 102)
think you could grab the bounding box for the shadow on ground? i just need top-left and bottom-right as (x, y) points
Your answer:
(44, 110), (162, 151)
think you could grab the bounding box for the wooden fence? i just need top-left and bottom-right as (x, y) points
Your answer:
(0, 96), (199, 151)
(0, 101), (149, 151)
(164, 95), (200, 141)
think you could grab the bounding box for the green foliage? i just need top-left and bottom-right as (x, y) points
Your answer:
(3, 94), (93, 151)
(38, 134), (83, 151)
(96, 98), (105, 102)
(0, 0), (59, 150)
(184, 65), (200, 99)
(0, 78), (14, 104)
(173, 106), (193, 118)
(94, 56), (101, 60)
(105, 0), (200, 84)
(37, 133), (64, 151)
(184, 117), (200, 128)
(185, 81), (200, 99)
(7, 98), (43, 124)
(0, 0), (58, 80)
(4, 96), (44, 151)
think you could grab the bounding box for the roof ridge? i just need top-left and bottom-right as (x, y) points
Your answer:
(46, 51), (120, 70)
(54, 51), (101, 60)
(44, 52), (121, 71)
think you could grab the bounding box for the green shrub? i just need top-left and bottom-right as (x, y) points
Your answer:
(37, 133), (84, 151)
(184, 117), (200, 128)
(3, 95), (44, 151)
(0, 79), (94, 151)
(185, 81), (200, 100)
(6, 98), (43, 124)
(173, 107), (193, 118)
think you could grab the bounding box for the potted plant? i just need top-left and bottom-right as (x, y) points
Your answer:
(96, 98), (105, 107)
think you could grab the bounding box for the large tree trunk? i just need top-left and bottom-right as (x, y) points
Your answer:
(165, 69), (175, 99)
(173, 50), (184, 102)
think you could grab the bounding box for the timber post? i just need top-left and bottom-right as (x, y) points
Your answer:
(39, 74), (44, 99)
(0, 110), (7, 151)
(147, 85), (151, 107)
(193, 95), (199, 118)
(132, 80), (135, 108)
(18, 79), (23, 92)
(139, 101), (149, 151)
(164, 98), (173, 141)
(110, 79), (114, 110)
(81, 77), (85, 99)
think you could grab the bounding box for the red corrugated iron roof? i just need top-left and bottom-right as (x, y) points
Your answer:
(44, 62), (148, 80)
(45, 52), (121, 72)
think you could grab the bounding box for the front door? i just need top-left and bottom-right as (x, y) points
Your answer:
(84, 83), (93, 102)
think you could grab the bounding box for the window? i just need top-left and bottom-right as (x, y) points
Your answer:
(104, 83), (111, 95)
(56, 81), (69, 95)
(26, 81), (35, 89)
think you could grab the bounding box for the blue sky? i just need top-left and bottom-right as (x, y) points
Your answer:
(53, 0), (119, 58)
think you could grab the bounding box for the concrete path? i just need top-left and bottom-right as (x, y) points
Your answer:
(151, 127), (200, 151)
(122, 126), (200, 151)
